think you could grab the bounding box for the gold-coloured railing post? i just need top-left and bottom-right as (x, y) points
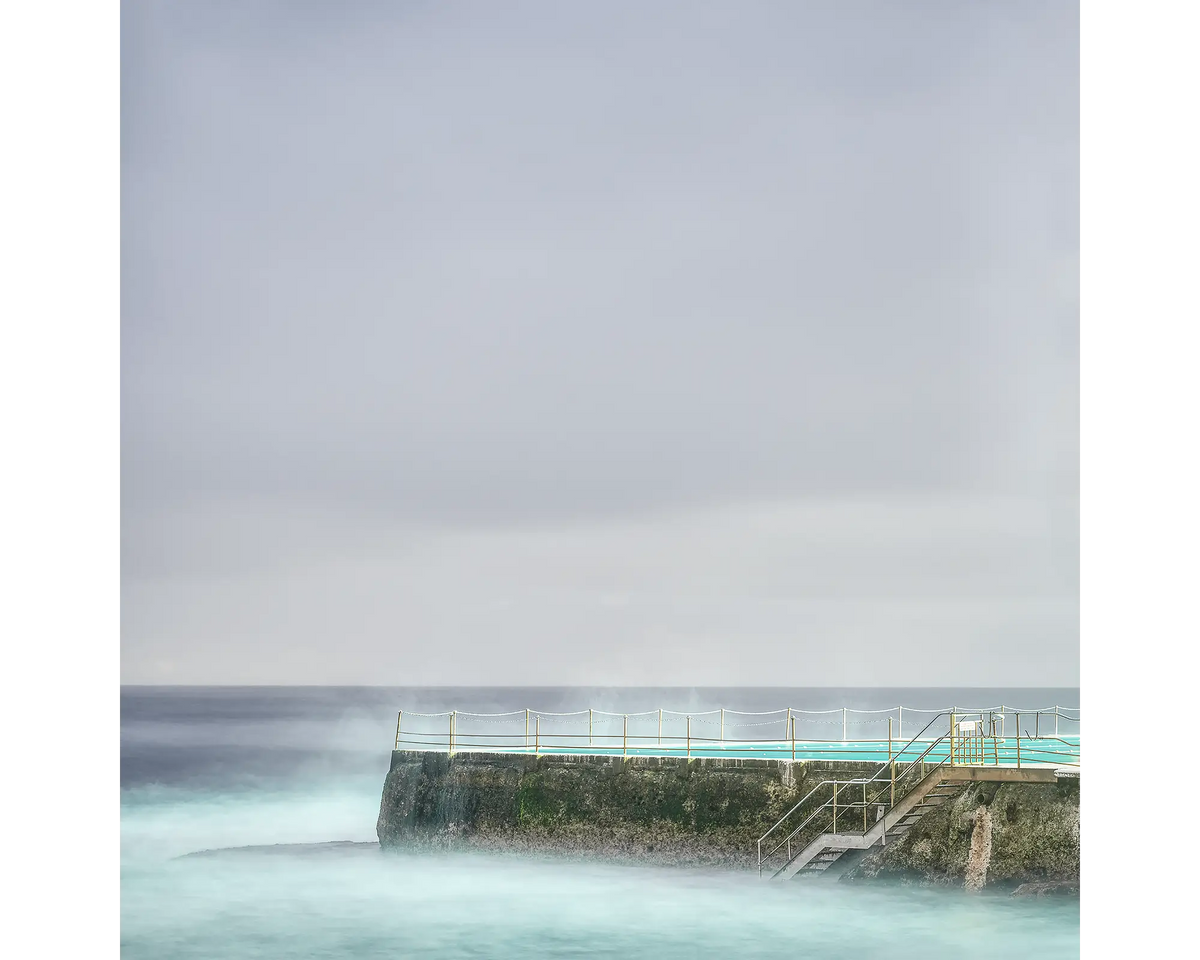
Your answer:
(1016, 713), (1021, 768)
(791, 715), (796, 761)
(1036, 711), (1040, 739)
(1000, 705), (1006, 738)
(888, 716), (895, 806)
(686, 715), (691, 758)
(898, 706), (903, 740)
(525, 708), (530, 749)
(1055, 705), (1059, 737)
(535, 715), (540, 755)
(394, 710), (403, 750)
(449, 711), (455, 755)
(949, 712), (956, 766)
(622, 715), (627, 756)
(842, 707), (847, 741)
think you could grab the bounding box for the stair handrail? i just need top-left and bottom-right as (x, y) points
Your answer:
(757, 711), (956, 873)
(759, 729), (954, 876)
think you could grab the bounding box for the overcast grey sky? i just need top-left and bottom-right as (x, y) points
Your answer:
(121, 0), (1078, 686)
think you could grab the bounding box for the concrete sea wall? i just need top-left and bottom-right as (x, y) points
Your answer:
(843, 775), (1081, 892)
(377, 750), (1079, 889)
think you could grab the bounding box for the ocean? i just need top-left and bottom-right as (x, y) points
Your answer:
(120, 686), (1080, 958)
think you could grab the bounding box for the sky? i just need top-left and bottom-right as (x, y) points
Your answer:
(121, 0), (1079, 686)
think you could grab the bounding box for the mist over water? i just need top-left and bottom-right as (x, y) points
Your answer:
(121, 687), (1080, 958)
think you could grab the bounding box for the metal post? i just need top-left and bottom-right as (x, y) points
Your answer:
(898, 706), (903, 741)
(720, 708), (725, 743)
(449, 711), (455, 755)
(791, 715), (796, 761)
(589, 708), (593, 746)
(891, 759), (896, 807)
(842, 707), (847, 741)
(525, 709), (530, 749)
(1055, 706), (1059, 737)
(1016, 713), (1021, 768)
(686, 716), (691, 758)
(1000, 705), (1005, 738)
(622, 715), (627, 757)
(394, 710), (403, 750)
(658, 709), (662, 745)
(949, 712), (955, 766)
(863, 781), (868, 831)
(888, 717), (893, 761)
(1036, 711), (1040, 739)
(833, 782), (838, 832)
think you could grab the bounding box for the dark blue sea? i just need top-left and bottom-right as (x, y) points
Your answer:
(121, 687), (1080, 959)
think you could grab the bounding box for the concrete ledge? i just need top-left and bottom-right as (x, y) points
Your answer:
(943, 766), (1059, 783)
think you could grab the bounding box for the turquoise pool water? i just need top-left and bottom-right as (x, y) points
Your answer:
(399, 736), (1082, 767)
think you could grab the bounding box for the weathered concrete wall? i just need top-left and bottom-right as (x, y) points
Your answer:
(377, 750), (1080, 887)
(377, 750), (877, 869)
(842, 776), (1080, 891)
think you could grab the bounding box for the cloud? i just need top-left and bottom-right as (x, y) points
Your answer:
(121, 0), (1078, 683)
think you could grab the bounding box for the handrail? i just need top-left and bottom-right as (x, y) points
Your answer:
(390, 703), (1080, 772)
(756, 711), (954, 872)
(758, 731), (952, 875)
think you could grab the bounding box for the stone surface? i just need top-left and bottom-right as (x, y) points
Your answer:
(842, 777), (1079, 890)
(377, 750), (1080, 887)
(377, 750), (877, 869)
(1011, 879), (1081, 897)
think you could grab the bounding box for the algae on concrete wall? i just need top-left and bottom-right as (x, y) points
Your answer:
(843, 777), (1080, 890)
(377, 751), (1080, 886)
(377, 750), (879, 869)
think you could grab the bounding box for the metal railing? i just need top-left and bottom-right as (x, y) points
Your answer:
(389, 704), (1081, 762)
(757, 711), (954, 877)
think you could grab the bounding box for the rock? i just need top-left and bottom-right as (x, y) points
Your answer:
(1010, 880), (1080, 897)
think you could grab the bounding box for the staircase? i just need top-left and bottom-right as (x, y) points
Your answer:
(776, 768), (961, 879)
(757, 711), (1063, 881)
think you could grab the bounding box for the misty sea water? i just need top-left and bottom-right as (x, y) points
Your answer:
(121, 687), (1080, 959)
